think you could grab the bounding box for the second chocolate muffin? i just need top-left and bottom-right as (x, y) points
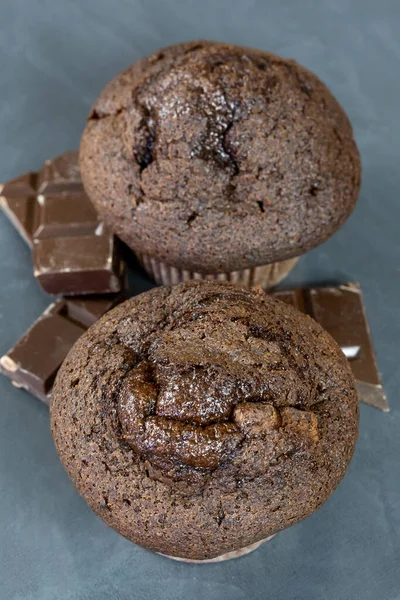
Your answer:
(80, 41), (360, 286)
(51, 281), (358, 561)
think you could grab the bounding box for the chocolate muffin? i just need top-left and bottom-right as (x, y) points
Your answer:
(80, 40), (360, 288)
(51, 281), (359, 561)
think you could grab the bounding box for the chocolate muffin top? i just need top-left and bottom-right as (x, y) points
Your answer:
(51, 281), (358, 560)
(80, 40), (361, 273)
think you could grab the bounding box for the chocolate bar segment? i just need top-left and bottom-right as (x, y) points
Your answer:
(0, 152), (124, 295)
(0, 295), (123, 405)
(37, 151), (82, 193)
(272, 284), (389, 411)
(33, 193), (98, 239)
(65, 295), (119, 327)
(33, 233), (122, 295)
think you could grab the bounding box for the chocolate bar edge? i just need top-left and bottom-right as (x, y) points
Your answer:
(0, 194), (33, 247)
(328, 283), (389, 412)
(355, 381), (389, 412)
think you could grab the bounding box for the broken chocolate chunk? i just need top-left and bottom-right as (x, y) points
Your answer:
(0, 294), (123, 405)
(272, 283), (389, 412)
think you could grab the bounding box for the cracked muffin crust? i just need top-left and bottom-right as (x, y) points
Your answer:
(80, 40), (361, 275)
(51, 281), (359, 560)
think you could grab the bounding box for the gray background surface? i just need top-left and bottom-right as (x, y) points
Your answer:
(0, 1), (399, 599)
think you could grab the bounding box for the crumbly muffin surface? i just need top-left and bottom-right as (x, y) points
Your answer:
(80, 40), (361, 272)
(51, 281), (358, 560)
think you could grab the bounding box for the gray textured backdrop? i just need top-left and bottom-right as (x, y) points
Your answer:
(0, 1), (399, 599)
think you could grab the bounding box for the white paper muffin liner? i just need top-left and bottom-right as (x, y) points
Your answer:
(136, 254), (298, 290)
(157, 534), (276, 563)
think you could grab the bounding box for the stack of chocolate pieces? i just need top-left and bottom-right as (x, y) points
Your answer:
(0, 152), (388, 411)
(0, 152), (126, 404)
(0, 151), (124, 295)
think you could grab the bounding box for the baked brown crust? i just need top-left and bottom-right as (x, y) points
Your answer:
(80, 40), (361, 273)
(51, 281), (358, 560)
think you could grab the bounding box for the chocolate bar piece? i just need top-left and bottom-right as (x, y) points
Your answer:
(33, 228), (123, 295)
(0, 295), (122, 405)
(0, 152), (124, 295)
(33, 192), (98, 239)
(272, 283), (389, 412)
(37, 150), (82, 194)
